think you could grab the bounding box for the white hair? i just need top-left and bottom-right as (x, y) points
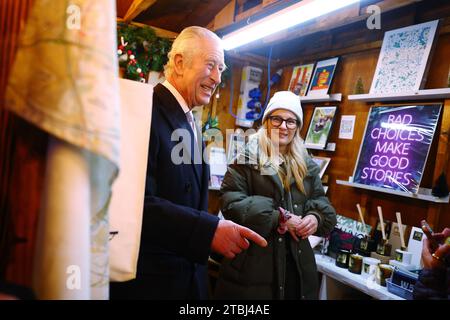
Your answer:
(164, 26), (224, 78)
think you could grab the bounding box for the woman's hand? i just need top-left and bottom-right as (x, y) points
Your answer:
(422, 227), (450, 270)
(286, 214), (302, 242)
(295, 215), (318, 239)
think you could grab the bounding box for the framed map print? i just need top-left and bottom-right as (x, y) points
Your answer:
(370, 20), (439, 94)
(304, 106), (337, 150)
(311, 156), (331, 178)
(353, 104), (442, 194)
(307, 57), (339, 96)
(288, 63), (315, 96)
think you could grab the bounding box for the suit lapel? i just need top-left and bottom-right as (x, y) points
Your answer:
(154, 84), (203, 188)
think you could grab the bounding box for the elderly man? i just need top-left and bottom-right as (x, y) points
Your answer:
(110, 26), (267, 300)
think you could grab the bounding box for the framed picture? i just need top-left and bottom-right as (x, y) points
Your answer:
(338, 115), (356, 140)
(311, 156), (331, 178)
(370, 20), (439, 94)
(226, 130), (245, 163)
(210, 174), (224, 190)
(352, 104), (442, 194)
(288, 63), (315, 96)
(304, 106), (337, 150)
(209, 147), (227, 189)
(307, 57), (339, 96)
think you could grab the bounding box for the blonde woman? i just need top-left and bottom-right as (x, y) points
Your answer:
(214, 91), (337, 300)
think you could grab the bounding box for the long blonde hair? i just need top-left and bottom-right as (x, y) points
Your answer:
(254, 120), (308, 193)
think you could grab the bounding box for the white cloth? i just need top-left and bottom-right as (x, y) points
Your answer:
(109, 79), (153, 282)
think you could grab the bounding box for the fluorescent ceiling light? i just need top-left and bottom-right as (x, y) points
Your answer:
(222, 0), (361, 50)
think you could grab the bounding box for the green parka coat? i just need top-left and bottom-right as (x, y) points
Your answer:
(214, 138), (337, 300)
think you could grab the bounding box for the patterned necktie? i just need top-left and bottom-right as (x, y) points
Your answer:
(186, 111), (198, 145)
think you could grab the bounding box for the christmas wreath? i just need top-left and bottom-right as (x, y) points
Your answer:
(117, 22), (172, 83)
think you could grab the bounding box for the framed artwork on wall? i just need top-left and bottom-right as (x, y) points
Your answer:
(306, 57), (339, 96)
(352, 104), (442, 194)
(304, 106), (337, 149)
(209, 147), (227, 189)
(288, 63), (315, 96)
(311, 156), (331, 178)
(370, 20), (439, 94)
(226, 130), (245, 163)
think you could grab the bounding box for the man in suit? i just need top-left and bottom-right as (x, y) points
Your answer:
(110, 26), (267, 299)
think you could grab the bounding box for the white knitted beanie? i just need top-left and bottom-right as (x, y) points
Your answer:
(262, 91), (303, 129)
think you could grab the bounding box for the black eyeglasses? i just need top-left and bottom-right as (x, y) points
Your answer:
(268, 116), (299, 129)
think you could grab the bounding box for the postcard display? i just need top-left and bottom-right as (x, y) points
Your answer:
(288, 63), (314, 96)
(304, 106), (338, 150)
(288, 58), (340, 183)
(312, 156), (331, 179)
(350, 20), (444, 197)
(307, 57), (339, 97)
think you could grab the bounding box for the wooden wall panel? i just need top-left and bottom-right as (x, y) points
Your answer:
(211, 3), (450, 232)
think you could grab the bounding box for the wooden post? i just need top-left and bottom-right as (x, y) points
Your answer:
(426, 99), (450, 229)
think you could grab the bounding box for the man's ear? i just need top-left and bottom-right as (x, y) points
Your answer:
(173, 53), (184, 76)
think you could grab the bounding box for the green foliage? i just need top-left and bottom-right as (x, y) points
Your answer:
(202, 113), (219, 131)
(117, 22), (172, 82)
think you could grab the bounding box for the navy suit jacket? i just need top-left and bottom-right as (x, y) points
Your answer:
(110, 84), (219, 299)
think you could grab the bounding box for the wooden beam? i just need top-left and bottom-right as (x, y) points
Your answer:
(117, 18), (178, 39)
(235, 0), (283, 23)
(123, 0), (157, 22)
(226, 51), (272, 67)
(210, 0), (236, 31)
(275, 13), (450, 69)
(275, 40), (383, 69)
(228, 0), (424, 53)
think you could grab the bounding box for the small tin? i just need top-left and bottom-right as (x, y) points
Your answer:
(376, 240), (392, 256)
(348, 253), (363, 274)
(336, 249), (351, 268)
(356, 236), (376, 256)
(377, 264), (394, 287)
(395, 249), (412, 264)
(362, 257), (380, 278)
(359, 237), (370, 251)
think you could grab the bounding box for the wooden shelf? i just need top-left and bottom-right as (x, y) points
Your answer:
(348, 88), (450, 102)
(306, 142), (336, 152)
(336, 178), (449, 203)
(300, 93), (342, 103)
